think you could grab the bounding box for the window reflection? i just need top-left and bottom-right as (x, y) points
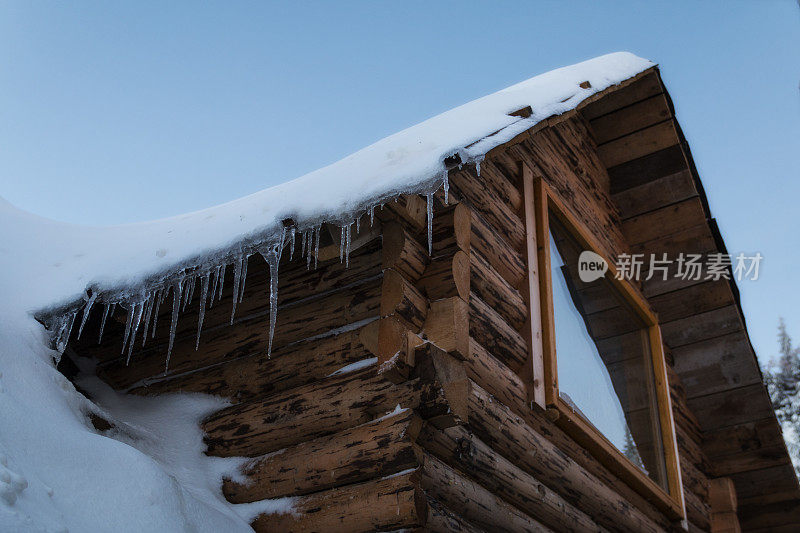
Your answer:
(549, 214), (668, 489)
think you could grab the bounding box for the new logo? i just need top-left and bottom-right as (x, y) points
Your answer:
(578, 250), (608, 283)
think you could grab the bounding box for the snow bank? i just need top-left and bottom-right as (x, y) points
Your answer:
(0, 52), (653, 531)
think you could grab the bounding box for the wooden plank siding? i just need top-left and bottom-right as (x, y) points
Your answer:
(583, 68), (797, 530)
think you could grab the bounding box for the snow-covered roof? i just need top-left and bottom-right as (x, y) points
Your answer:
(6, 52), (653, 325)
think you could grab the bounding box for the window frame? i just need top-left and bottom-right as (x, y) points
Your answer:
(528, 172), (685, 520)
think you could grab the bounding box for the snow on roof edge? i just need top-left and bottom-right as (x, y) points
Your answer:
(26, 52), (655, 331)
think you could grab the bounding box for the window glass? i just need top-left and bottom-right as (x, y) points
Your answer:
(548, 213), (668, 489)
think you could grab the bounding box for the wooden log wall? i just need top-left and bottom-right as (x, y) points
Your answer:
(59, 67), (793, 531)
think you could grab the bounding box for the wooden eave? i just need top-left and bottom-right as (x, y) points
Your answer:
(572, 66), (799, 530)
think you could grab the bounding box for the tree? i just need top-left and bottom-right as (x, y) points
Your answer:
(622, 426), (646, 473)
(765, 318), (800, 477)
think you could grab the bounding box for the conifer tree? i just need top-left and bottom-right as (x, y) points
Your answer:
(766, 318), (800, 477)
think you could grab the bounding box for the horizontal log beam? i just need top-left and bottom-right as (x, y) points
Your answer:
(250, 468), (426, 533)
(202, 367), (417, 457)
(468, 293), (528, 372)
(423, 297), (469, 360)
(418, 451), (550, 533)
(99, 277), (382, 388)
(130, 323), (374, 400)
(470, 249), (526, 331)
(381, 269), (427, 329)
(449, 167), (526, 253)
(430, 203), (471, 257)
(418, 249), (470, 302)
(375, 193), (428, 232)
(223, 408), (422, 502)
(467, 380), (667, 532)
(419, 423), (604, 532)
(471, 209), (526, 289)
(382, 221), (428, 282)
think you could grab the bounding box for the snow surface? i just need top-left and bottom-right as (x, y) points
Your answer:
(0, 52), (652, 531)
(327, 357), (378, 377)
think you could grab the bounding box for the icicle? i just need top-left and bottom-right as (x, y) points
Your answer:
(109, 302), (116, 318)
(344, 223), (352, 268)
(183, 276), (196, 312)
(426, 192), (434, 255)
(126, 302), (144, 365)
(77, 292), (97, 340)
(121, 303), (135, 355)
(98, 303), (111, 344)
(141, 292), (155, 346)
(305, 230), (312, 270)
(217, 264), (225, 301)
(301, 229), (308, 258)
(152, 290), (164, 339)
(314, 225), (321, 269)
(239, 255), (249, 304)
(55, 312), (77, 354)
(189, 275), (197, 304)
(230, 257), (242, 325)
(355, 215), (360, 234)
(369, 205), (375, 226)
(196, 272), (210, 350)
(166, 280), (183, 371)
(289, 226), (296, 260)
(443, 170), (450, 204)
(476, 159), (481, 176)
(209, 266), (220, 308)
(259, 246), (281, 358)
(339, 225), (345, 263)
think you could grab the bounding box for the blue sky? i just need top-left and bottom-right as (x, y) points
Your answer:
(1, 1), (798, 363)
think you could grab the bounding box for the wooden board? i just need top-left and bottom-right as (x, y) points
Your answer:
(687, 383), (776, 433)
(671, 331), (763, 399)
(612, 169), (697, 220)
(580, 71), (663, 120)
(590, 93), (672, 144)
(660, 305), (744, 350)
(597, 120), (681, 168)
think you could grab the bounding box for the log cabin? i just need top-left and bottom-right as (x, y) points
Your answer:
(40, 53), (799, 531)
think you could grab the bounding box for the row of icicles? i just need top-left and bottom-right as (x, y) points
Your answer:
(49, 169), (462, 373)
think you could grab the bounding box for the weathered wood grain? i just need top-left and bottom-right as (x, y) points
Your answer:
(250, 469), (425, 533)
(590, 93), (672, 144)
(467, 381), (667, 532)
(597, 120), (681, 168)
(381, 268), (427, 329)
(99, 277), (382, 388)
(418, 452), (550, 533)
(130, 324), (373, 400)
(382, 221), (428, 281)
(202, 367), (415, 457)
(468, 293), (528, 372)
(471, 209), (526, 289)
(419, 423), (605, 532)
(223, 408), (422, 502)
(580, 71), (663, 120)
(470, 249), (526, 331)
(418, 249), (470, 302)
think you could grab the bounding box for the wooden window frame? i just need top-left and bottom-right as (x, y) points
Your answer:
(524, 167), (685, 521)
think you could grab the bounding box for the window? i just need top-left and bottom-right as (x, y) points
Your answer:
(527, 172), (684, 519)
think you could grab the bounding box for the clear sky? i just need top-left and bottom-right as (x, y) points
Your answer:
(1, 1), (798, 364)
